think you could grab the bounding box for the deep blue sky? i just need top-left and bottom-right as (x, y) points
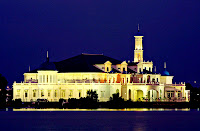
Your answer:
(0, 1), (200, 87)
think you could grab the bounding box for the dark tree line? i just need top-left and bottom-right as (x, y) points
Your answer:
(186, 83), (200, 103)
(67, 90), (98, 109)
(0, 74), (8, 108)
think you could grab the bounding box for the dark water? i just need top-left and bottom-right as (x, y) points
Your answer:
(0, 109), (200, 131)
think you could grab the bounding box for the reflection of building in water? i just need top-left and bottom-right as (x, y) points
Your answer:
(13, 27), (190, 102)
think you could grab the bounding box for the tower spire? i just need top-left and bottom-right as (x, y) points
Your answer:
(154, 66), (156, 73)
(138, 24), (140, 32)
(29, 66), (30, 72)
(164, 62), (166, 69)
(46, 51), (49, 62)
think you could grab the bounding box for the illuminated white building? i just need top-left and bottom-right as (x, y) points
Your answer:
(13, 28), (190, 102)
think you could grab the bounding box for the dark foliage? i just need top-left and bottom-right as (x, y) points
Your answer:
(0, 74), (8, 108)
(107, 93), (126, 109)
(186, 83), (200, 106)
(67, 90), (99, 109)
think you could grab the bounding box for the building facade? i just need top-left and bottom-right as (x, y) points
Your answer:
(13, 29), (190, 102)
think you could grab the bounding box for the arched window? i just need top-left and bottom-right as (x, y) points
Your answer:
(33, 92), (36, 97)
(79, 91), (81, 98)
(107, 67), (109, 72)
(25, 92), (28, 97)
(123, 67), (125, 72)
(129, 89), (131, 100)
(33, 90), (36, 97)
(147, 75), (150, 83)
(54, 90), (57, 97)
(41, 90), (44, 97)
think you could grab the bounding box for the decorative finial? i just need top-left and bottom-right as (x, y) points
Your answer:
(138, 24), (140, 32)
(164, 62), (166, 69)
(46, 51), (49, 62)
(29, 66), (30, 72)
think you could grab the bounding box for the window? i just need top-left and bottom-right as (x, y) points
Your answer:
(149, 67), (151, 72)
(33, 90), (36, 97)
(69, 90), (73, 98)
(123, 67), (125, 72)
(48, 90), (51, 97)
(41, 90), (44, 97)
(167, 91), (174, 98)
(47, 75), (48, 83)
(171, 91), (174, 97)
(54, 90), (57, 97)
(167, 91), (170, 98)
(178, 91), (181, 98)
(17, 89), (20, 97)
(33, 92), (36, 97)
(107, 67), (109, 72)
(61, 90), (65, 98)
(24, 90), (28, 97)
(79, 90), (81, 98)
(25, 92), (28, 97)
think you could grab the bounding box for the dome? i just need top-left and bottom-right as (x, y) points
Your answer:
(162, 69), (170, 76)
(38, 61), (57, 71)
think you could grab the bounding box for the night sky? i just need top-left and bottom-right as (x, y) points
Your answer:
(0, 1), (200, 87)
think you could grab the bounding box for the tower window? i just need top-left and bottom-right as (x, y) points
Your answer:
(107, 67), (109, 72)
